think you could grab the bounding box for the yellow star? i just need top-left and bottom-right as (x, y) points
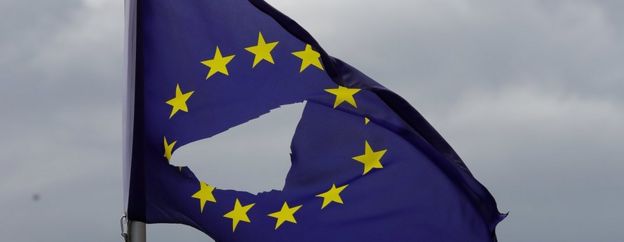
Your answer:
(316, 184), (348, 209)
(268, 202), (302, 230)
(324, 86), (361, 108)
(364, 117), (370, 125)
(163, 137), (183, 172)
(292, 44), (323, 72)
(201, 46), (235, 79)
(191, 181), (217, 213)
(352, 141), (387, 175)
(165, 84), (194, 119)
(223, 199), (255, 232)
(245, 32), (279, 68)
(163, 136), (176, 161)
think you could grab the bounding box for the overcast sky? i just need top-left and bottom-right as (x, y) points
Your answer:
(1, 0), (623, 241)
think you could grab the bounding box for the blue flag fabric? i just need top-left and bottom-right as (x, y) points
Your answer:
(127, 0), (506, 241)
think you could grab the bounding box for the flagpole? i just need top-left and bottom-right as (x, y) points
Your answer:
(124, 0), (146, 241)
(129, 221), (146, 242)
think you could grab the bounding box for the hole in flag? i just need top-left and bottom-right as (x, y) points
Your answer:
(170, 102), (306, 194)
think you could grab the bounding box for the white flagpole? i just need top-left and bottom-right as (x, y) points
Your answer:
(124, 0), (146, 241)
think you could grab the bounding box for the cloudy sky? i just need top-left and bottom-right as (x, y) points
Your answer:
(1, 0), (623, 241)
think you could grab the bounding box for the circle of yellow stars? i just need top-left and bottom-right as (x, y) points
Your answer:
(161, 32), (388, 232)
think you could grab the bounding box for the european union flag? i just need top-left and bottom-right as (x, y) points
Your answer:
(126, 0), (506, 241)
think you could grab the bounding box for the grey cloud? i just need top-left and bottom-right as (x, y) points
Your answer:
(0, 0), (124, 241)
(436, 85), (624, 241)
(276, 0), (624, 110)
(172, 102), (306, 194)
